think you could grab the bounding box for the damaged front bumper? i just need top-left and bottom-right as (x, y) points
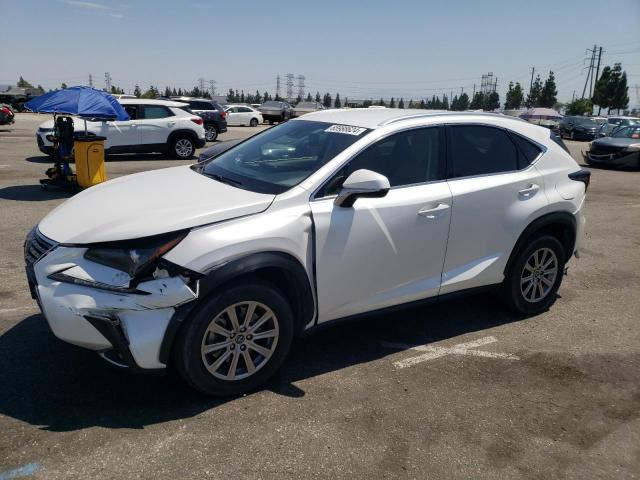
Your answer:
(32, 245), (198, 371)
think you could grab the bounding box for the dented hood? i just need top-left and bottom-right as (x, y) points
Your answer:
(38, 166), (275, 244)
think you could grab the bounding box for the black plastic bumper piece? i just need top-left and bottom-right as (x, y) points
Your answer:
(84, 314), (163, 374)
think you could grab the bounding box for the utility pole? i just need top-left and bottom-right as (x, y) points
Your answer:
(593, 46), (603, 88)
(276, 75), (281, 99)
(104, 72), (112, 92)
(88, 74), (93, 87)
(529, 67), (535, 94)
(208, 79), (216, 97)
(582, 46), (596, 99)
(572, 90), (576, 102)
(472, 84), (475, 96)
(589, 44), (597, 98)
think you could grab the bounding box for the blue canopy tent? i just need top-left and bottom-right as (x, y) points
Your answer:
(25, 86), (129, 133)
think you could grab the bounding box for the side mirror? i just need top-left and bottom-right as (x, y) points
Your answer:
(334, 169), (390, 208)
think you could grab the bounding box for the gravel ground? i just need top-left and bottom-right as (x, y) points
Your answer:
(1, 113), (639, 479)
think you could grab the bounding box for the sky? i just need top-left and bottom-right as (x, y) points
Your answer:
(1, 0), (639, 107)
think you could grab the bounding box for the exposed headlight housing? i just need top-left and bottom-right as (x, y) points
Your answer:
(84, 231), (187, 279)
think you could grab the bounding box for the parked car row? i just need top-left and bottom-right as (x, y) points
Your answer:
(585, 124), (640, 169)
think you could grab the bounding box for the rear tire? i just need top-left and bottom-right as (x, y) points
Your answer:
(204, 126), (218, 142)
(174, 280), (294, 396)
(171, 136), (195, 159)
(268, 119), (274, 125)
(500, 235), (566, 315)
(250, 118), (258, 127)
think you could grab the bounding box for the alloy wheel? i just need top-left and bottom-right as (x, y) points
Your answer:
(205, 127), (217, 142)
(520, 247), (558, 303)
(200, 301), (279, 381)
(175, 138), (194, 158)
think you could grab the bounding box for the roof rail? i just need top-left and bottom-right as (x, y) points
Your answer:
(378, 110), (517, 126)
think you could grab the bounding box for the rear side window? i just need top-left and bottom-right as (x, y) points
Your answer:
(142, 105), (173, 119)
(448, 125), (519, 178)
(190, 101), (214, 110)
(510, 133), (542, 168)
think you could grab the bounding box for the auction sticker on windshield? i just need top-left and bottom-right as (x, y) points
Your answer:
(325, 124), (367, 136)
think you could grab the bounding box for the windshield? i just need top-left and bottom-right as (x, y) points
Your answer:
(575, 117), (597, 127)
(262, 101), (282, 108)
(611, 126), (640, 139)
(198, 120), (370, 194)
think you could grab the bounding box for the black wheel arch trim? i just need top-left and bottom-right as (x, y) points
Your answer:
(168, 129), (198, 146)
(504, 211), (577, 277)
(158, 251), (315, 364)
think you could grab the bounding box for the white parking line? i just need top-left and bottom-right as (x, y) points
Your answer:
(381, 336), (519, 369)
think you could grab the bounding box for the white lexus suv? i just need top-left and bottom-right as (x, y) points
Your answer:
(25, 109), (589, 396)
(36, 99), (206, 159)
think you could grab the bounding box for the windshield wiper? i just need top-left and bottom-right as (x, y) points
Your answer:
(208, 173), (243, 187)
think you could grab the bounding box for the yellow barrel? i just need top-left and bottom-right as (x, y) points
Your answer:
(74, 136), (107, 188)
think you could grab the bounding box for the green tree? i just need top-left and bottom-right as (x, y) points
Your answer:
(565, 98), (592, 115)
(408, 99), (414, 108)
(504, 81), (524, 110)
(378, 97), (386, 107)
(172, 87), (178, 96)
(177, 88), (183, 96)
(419, 99), (426, 109)
(323, 93), (332, 108)
(240, 91), (245, 103)
(525, 75), (542, 108)
(486, 91), (500, 110)
(61, 82), (68, 89)
(255, 90), (262, 103)
(36, 84), (45, 94)
(469, 92), (483, 109)
(592, 66), (610, 114)
(344, 97), (349, 107)
(133, 85), (141, 97)
(315, 92), (321, 102)
(164, 86), (171, 97)
(398, 98), (405, 109)
(363, 100), (372, 108)
(263, 91), (270, 102)
(442, 95), (449, 110)
(538, 71), (557, 108)
(141, 86), (158, 98)
(306, 92), (312, 102)
(17, 76), (34, 88)
(334, 93), (341, 108)
(610, 63), (629, 113)
(458, 92), (469, 110)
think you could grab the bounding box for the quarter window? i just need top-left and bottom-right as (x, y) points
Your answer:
(319, 127), (443, 197)
(510, 133), (542, 168)
(449, 125), (519, 178)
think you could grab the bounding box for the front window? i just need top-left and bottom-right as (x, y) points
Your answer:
(197, 120), (371, 194)
(575, 118), (597, 127)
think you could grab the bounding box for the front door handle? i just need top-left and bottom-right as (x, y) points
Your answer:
(418, 203), (450, 219)
(518, 184), (540, 199)
(168, 122), (176, 127)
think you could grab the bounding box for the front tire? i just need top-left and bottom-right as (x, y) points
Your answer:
(500, 235), (566, 315)
(171, 136), (195, 159)
(174, 280), (294, 396)
(250, 118), (259, 127)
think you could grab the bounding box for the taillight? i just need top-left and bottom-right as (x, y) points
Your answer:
(568, 169), (591, 191)
(191, 117), (203, 125)
(0, 106), (11, 115)
(220, 110), (226, 119)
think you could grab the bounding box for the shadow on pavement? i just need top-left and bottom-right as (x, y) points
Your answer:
(0, 293), (528, 432)
(0, 184), (75, 201)
(24, 155), (52, 164)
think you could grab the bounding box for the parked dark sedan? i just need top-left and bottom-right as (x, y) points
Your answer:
(584, 125), (640, 169)
(559, 116), (599, 141)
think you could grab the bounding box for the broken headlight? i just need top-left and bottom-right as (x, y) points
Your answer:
(84, 231), (187, 279)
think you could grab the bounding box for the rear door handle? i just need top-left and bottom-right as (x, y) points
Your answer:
(518, 183), (540, 199)
(168, 122), (176, 127)
(418, 203), (450, 219)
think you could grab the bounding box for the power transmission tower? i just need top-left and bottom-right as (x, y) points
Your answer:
(480, 72), (495, 95)
(296, 75), (305, 99)
(198, 77), (206, 95)
(593, 46), (603, 89)
(88, 74), (93, 87)
(209, 79), (216, 97)
(104, 72), (112, 92)
(285, 73), (294, 101)
(276, 75), (281, 98)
